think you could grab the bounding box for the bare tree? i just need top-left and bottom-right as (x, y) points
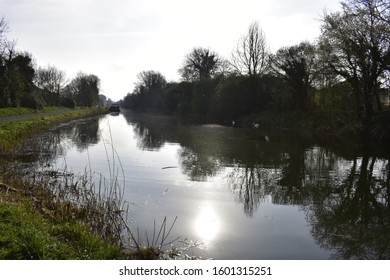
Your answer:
(0, 17), (13, 59)
(0, 17), (8, 41)
(231, 22), (270, 77)
(343, 0), (390, 24)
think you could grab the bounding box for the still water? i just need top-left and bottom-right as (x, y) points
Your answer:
(21, 111), (390, 259)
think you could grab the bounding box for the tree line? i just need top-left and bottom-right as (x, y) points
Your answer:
(121, 0), (389, 127)
(0, 17), (103, 109)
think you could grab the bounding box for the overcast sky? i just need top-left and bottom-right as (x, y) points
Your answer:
(2, 0), (342, 101)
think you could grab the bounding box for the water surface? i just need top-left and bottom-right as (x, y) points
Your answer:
(20, 111), (390, 259)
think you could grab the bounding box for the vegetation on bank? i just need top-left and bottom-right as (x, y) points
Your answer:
(0, 108), (190, 260)
(1, 0), (389, 259)
(0, 158), (189, 260)
(119, 0), (389, 144)
(0, 107), (108, 153)
(1, 17), (111, 113)
(0, 202), (123, 259)
(0, 161), (133, 260)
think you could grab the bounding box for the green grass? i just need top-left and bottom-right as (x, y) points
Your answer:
(0, 106), (188, 260)
(0, 170), (184, 260)
(0, 107), (107, 152)
(0, 202), (123, 260)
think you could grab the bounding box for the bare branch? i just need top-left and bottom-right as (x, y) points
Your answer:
(231, 22), (270, 77)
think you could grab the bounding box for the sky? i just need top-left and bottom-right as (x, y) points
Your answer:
(2, 0), (342, 101)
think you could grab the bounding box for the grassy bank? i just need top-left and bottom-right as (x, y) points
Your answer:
(0, 108), (186, 260)
(0, 107), (127, 259)
(0, 107), (108, 153)
(0, 168), (131, 260)
(0, 202), (123, 259)
(0, 172), (185, 260)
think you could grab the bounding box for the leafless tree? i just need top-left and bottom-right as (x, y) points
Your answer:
(0, 17), (13, 59)
(231, 22), (270, 77)
(0, 17), (8, 40)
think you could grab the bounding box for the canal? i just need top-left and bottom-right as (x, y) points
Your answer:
(15, 111), (390, 259)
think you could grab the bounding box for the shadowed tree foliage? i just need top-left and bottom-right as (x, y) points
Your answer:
(0, 17), (103, 109)
(1, 19), (41, 108)
(178, 47), (225, 82)
(320, 0), (390, 123)
(272, 42), (318, 111)
(136, 70), (167, 92)
(0, 50), (35, 108)
(214, 76), (265, 123)
(121, 70), (167, 112)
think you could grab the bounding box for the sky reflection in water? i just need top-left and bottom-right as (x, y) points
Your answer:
(28, 111), (390, 260)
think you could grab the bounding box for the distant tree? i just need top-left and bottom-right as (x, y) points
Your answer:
(231, 22), (270, 77)
(320, 0), (390, 123)
(98, 94), (107, 107)
(124, 70), (167, 111)
(135, 70), (167, 93)
(272, 42), (318, 111)
(64, 72), (100, 107)
(179, 47), (225, 81)
(35, 65), (66, 105)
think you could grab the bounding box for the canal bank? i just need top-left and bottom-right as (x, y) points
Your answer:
(0, 107), (108, 153)
(0, 108), (188, 260)
(2, 110), (390, 259)
(0, 107), (127, 260)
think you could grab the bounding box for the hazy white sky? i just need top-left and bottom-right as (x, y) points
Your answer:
(2, 0), (342, 101)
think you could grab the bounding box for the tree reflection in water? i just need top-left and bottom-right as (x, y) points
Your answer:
(308, 156), (390, 259)
(124, 113), (390, 259)
(12, 112), (389, 259)
(178, 147), (221, 181)
(227, 164), (279, 217)
(9, 117), (101, 171)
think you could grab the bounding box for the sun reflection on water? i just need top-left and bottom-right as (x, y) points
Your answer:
(194, 202), (220, 242)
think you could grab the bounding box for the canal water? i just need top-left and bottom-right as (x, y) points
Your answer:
(18, 111), (390, 259)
